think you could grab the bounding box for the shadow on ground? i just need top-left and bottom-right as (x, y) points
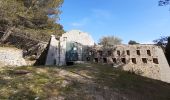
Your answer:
(0, 63), (170, 100)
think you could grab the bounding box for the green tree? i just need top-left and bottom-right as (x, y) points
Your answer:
(128, 40), (139, 45)
(0, 0), (64, 42)
(159, 0), (170, 6)
(153, 36), (169, 48)
(99, 36), (122, 47)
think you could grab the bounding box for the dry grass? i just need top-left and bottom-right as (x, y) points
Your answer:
(0, 63), (170, 100)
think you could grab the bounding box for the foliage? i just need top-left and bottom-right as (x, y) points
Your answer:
(159, 0), (170, 6)
(153, 36), (169, 48)
(128, 40), (139, 45)
(99, 36), (122, 47)
(0, 0), (64, 42)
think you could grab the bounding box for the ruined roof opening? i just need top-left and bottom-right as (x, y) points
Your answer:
(142, 58), (147, 63)
(153, 58), (159, 64)
(137, 50), (140, 56)
(132, 58), (137, 64)
(147, 50), (151, 56)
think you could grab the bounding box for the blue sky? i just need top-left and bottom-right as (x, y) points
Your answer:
(59, 0), (170, 44)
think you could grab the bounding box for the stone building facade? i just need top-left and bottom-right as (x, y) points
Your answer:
(91, 45), (170, 83)
(44, 30), (170, 83)
(45, 30), (95, 66)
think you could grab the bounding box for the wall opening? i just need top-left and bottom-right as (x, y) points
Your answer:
(103, 58), (107, 63)
(117, 50), (120, 56)
(66, 62), (74, 66)
(153, 58), (159, 64)
(126, 50), (130, 55)
(86, 57), (90, 61)
(121, 58), (126, 64)
(132, 58), (137, 64)
(94, 58), (98, 63)
(137, 50), (140, 56)
(112, 58), (117, 63)
(108, 50), (112, 56)
(147, 50), (151, 56)
(142, 58), (147, 63)
(98, 51), (103, 56)
(53, 59), (56, 65)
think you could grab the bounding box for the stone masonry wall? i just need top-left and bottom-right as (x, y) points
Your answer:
(0, 47), (26, 67)
(91, 44), (170, 83)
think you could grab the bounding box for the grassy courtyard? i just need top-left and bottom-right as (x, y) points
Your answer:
(0, 63), (170, 100)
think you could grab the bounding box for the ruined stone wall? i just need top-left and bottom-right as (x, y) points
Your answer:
(0, 32), (48, 58)
(0, 47), (26, 67)
(92, 45), (170, 83)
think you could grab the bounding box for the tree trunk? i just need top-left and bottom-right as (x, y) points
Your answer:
(0, 27), (14, 43)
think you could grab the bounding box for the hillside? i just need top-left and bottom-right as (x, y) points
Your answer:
(0, 63), (170, 100)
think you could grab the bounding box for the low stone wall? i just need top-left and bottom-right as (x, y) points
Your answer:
(0, 47), (26, 66)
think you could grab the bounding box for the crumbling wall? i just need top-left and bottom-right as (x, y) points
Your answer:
(0, 47), (26, 66)
(91, 45), (170, 83)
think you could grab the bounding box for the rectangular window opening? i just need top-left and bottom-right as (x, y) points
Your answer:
(94, 58), (98, 63)
(121, 58), (126, 64)
(147, 50), (151, 56)
(132, 58), (137, 64)
(126, 50), (130, 55)
(153, 58), (159, 64)
(103, 58), (107, 63)
(137, 50), (140, 56)
(142, 58), (147, 63)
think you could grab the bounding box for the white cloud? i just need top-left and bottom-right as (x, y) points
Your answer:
(70, 18), (90, 27)
(141, 41), (154, 44)
(71, 23), (84, 27)
(91, 9), (112, 20)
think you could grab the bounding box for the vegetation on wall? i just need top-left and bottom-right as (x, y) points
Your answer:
(98, 36), (122, 47)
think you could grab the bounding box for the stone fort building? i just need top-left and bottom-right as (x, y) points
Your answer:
(91, 45), (170, 83)
(45, 30), (95, 66)
(45, 30), (170, 83)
